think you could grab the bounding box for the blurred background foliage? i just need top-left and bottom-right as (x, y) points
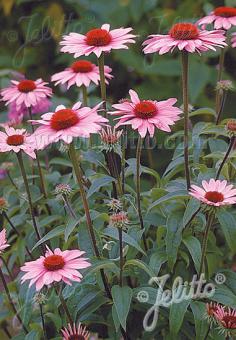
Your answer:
(0, 0), (235, 170)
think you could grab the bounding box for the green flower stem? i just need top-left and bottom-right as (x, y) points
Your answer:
(136, 136), (148, 251)
(68, 142), (112, 299)
(62, 194), (77, 219)
(0, 267), (28, 334)
(6, 171), (18, 190)
(215, 136), (235, 180)
(181, 51), (191, 190)
(118, 227), (123, 287)
(54, 284), (73, 325)
(3, 212), (34, 259)
(39, 304), (47, 339)
(215, 48), (225, 124)
(16, 152), (42, 242)
(28, 107), (51, 215)
(199, 212), (214, 275)
(216, 91), (227, 125)
(1, 256), (14, 282)
(82, 85), (88, 106)
(97, 52), (107, 117)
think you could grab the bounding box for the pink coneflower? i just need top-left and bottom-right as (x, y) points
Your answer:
(21, 247), (91, 291)
(51, 60), (113, 89)
(214, 305), (236, 335)
(109, 90), (181, 138)
(189, 179), (236, 207)
(0, 126), (36, 158)
(1, 79), (52, 109)
(143, 22), (226, 55)
(8, 97), (51, 122)
(198, 7), (236, 30)
(61, 323), (90, 340)
(30, 102), (108, 149)
(205, 302), (220, 324)
(60, 24), (136, 58)
(0, 229), (9, 254)
(232, 32), (236, 47)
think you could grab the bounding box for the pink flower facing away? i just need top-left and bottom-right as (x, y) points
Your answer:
(109, 89), (182, 138)
(143, 22), (226, 55)
(1, 78), (52, 109)
(61, 323), (90, 340)
(21, 247), (91, 291)
(198, 6), (236, 30)
(60, 24), (136, 58)
(232, 32), (236, 48)
(0, 126), (36, 159)
(190, 179), (236, 207)
(8, 97), (51, 122)
(0, 229), (9, 254)
(213, 305), (236, 334)
(30, 102), (108, 149)
(51, 60), (113, 89)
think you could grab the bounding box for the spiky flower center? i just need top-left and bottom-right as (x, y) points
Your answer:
(71, 60), (93, 73)
(68, 336), (85, 340)
(227, 120), (236, 132)
(205, 191), (224, 203)
(6, 134), (24, 146)
(134, 101), (157, 119)
(221, 315), (236, 329)
(86, 28), (112, 46)
(214, 6), (236, 17)
(169, 23), (199, 40)
(50, 109), (79, 131)
(43, 254), (65, 271)
(17, 80), (36, 93)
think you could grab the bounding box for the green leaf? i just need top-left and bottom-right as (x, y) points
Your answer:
(149, 249), (167, 275)
(111, 285), (132, 330)
(64, 217), (80, 242)
(190, 301), (209, 340)
(183, 235), (202, 273)
(32, 226), (64, 250)
(124, 259), (156, 277)
(169, 299), (190, 335)
(104, 226), (145, 255)
(183, 198), (200, 228)
(217, 209), (236, 252)
(165, 211), (184, 271)
(49, 157), (72, 167)
(148, 190), (188, 211)
(87, 259), (119, 275)
(212, 284), (236, 308)
(87, 175), (114, 198)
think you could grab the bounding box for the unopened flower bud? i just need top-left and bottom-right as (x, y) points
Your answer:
(106, 198), (123, 212)
(109, 211), (129, 229)
(33, 292), (47, 305)
(100, 127), (122, 151)
(1, 162), (14, 170)
(0, 198), (8, 213)
(216, 80), (234, 92)
(227, 119), (236, 136)
(55, 184), (72, 197)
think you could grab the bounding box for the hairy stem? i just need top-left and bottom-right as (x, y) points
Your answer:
(54, 285), (73, 325)
(6, 171), (18, 190)
(215, 49), (225, 124)
(39, 304), (47, 340)
(181, 51), (191, 190)
(0, 267), (28, 334)
(136, 136), (148, 251)
(28, 107), (51, 215)
(68, 142), (112, 299)
(3, 212), (34, 259)
(62, 194), (77, 219)
(199, 213), (214, 275)
(16, 152), (42, 242)
(97, 52), (107, 117)
(118, 227), (123, 287)
(215, 136), (235, 180)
